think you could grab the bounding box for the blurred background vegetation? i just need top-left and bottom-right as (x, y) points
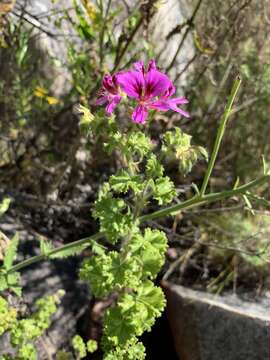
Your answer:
(1, 0), (270, 295)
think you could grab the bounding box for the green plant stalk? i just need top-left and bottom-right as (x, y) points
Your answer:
(140, 173), (270, 222)
(6, 174), (270, 275)
(121, 179), (151, 255)
(7, 232), (104, 273)
(200, 76), (242, 196)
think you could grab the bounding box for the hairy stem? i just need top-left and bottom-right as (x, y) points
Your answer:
(139, 174), (270, 222)
(7, 174), (269, 275)
(8, 232), (104, 273)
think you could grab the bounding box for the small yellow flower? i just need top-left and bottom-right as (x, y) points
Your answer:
(46, 96), (60, 105)
(34, 86), (47, 98)
(34, 86), (60, 105)
(81, 0), (97, 21)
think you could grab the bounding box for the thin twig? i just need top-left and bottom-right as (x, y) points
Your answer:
(166, 0), (203, 72)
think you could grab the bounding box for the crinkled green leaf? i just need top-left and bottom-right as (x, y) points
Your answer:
(109, 170), (144, 194)
(0, 296), (17, 336)
(72, 335), (87, 358)
(126, 132), (153, 159)
(87, 339), (98, 353)
(162, 127), (208, 175)
(9, 291), (64, 349)
(18, 343), (37, 360)
(93, 188), (136, 243)
(103, 338), (145, 360)
(146, 154), (164, 179)
(105, 131), (152, 162)
(127, 229), (167, 278)
(80, 251), (141, 297)
(104, 281), (165, 347)
(153, 176), (176, 205)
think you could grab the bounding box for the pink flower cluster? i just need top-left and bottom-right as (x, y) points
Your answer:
(96, 60), (189, 124)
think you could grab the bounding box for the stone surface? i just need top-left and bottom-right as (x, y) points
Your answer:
(0, 202), (92, 358)
(149, 0), (194, 86)
(162, 281), (270, 360)
(15, 0), (74, 96)
(15, 0), (194, 92)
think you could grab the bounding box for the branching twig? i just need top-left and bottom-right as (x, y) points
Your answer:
(166, 0), (204, 72)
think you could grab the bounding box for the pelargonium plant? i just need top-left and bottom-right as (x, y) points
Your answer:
(0, 60), (270, 360)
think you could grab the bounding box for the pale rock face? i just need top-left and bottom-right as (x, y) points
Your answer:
(16, 0), (74, 96)
(15, 0), (194, 93)
(121, 0), (195, 86)
(149, 0), (194, 87)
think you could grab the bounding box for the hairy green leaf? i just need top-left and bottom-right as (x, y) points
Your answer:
(80, 251), (141, 297)
(146, 154), (164, 179)
(162, 127), (208, 175)
(104, 281), (165, 347)
(127, 229), (167, 278)
(153, 176), (176, 205)
(109, 170), (144, 194)
(93, 188), (136, 243)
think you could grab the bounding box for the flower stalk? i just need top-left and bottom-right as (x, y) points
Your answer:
(200, 76), (242, 196)
(6, 173), (270, 275)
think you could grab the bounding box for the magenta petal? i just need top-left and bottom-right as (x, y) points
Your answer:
(117, 70), (145, 98)
(149, 98), (190, 118)
(106, 95), (121, 115)
(95, 95), (108, 106)
(132, 105), (148, 123)
(133, 60), (145, 73)
(148, 59), (157, 71)
(163, 84), (176, 97)
(145, 70), (172, 98)
(102, 74), (115, 93)
(171, 107), (190, 118)
(168, 97), (189, 105)
(166, 98), (190, 117)
(149, 100), (169, 111)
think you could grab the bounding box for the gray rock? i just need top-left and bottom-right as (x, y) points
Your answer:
(162, 281), (270, 360)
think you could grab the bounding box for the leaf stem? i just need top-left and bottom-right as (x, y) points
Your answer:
(200, 76), (242, 196)
(7, 232), (104, 274)
(7, 174), (270, 275)
(139, 174), (270, 222)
